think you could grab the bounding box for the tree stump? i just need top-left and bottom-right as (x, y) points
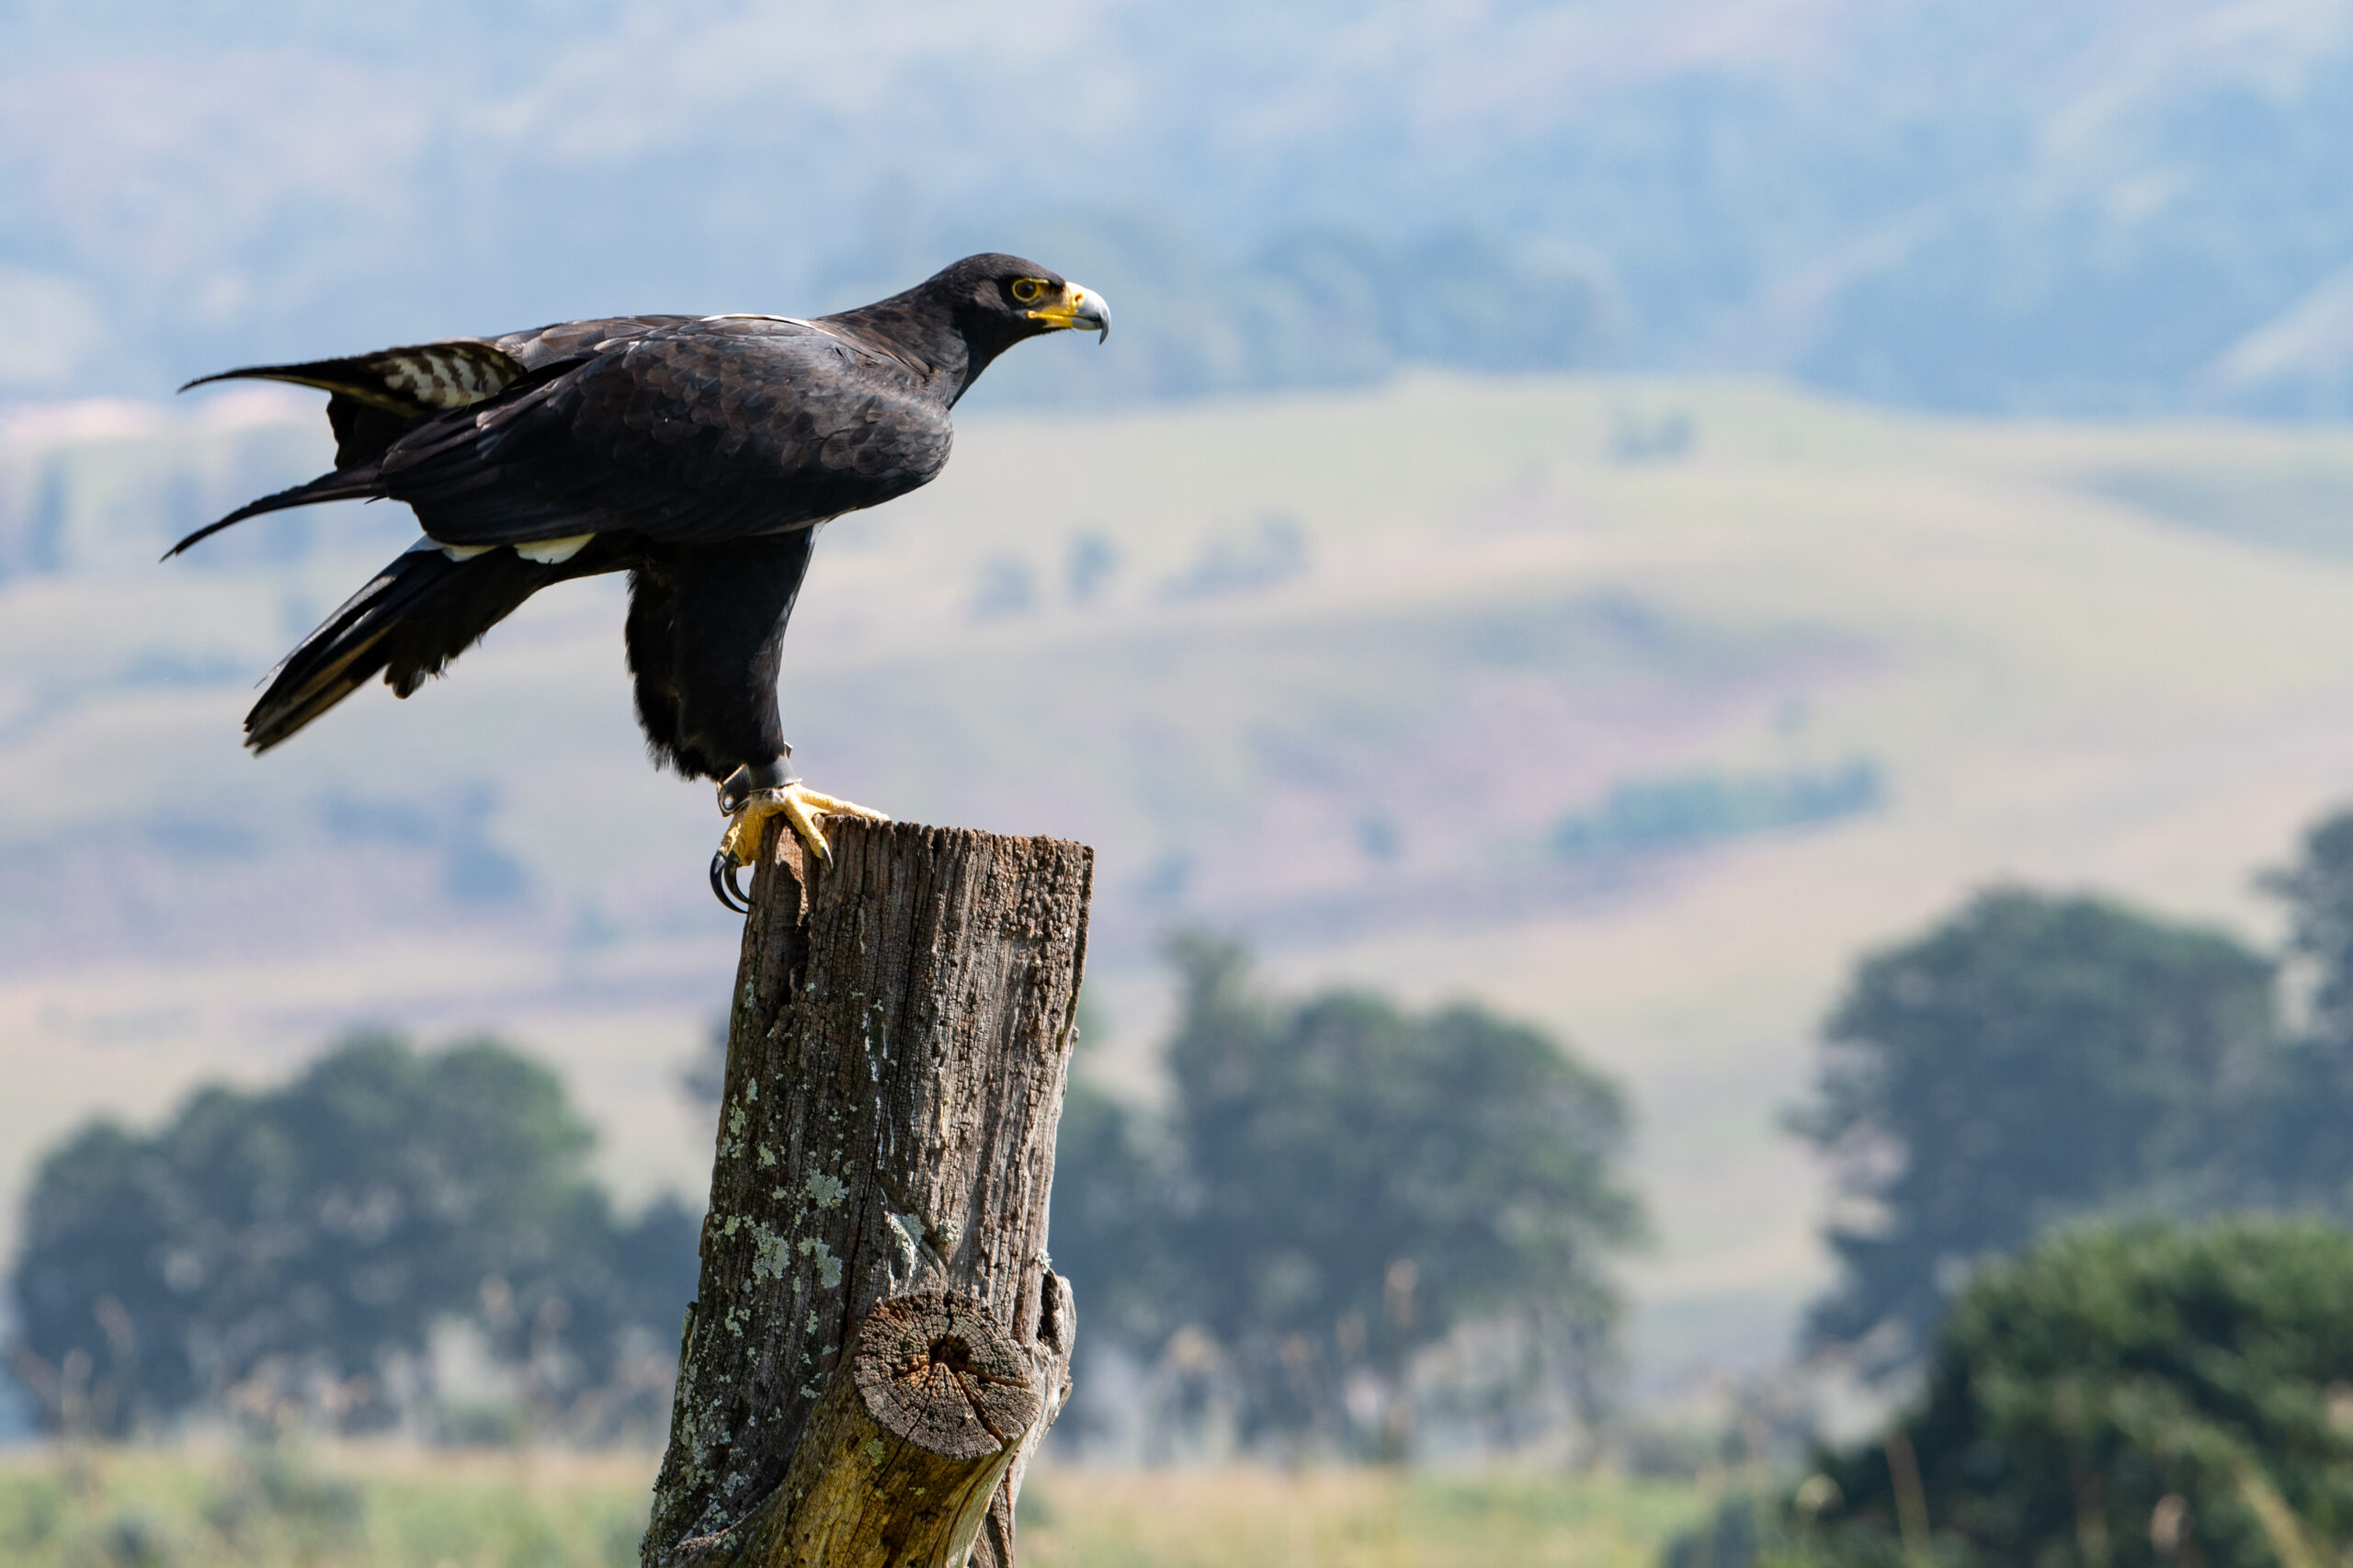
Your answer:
(642, 818), (1093, 1568)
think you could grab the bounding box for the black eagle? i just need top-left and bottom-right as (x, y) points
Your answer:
(171, 254), (1108, 909)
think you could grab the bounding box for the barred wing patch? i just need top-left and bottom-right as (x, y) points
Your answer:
(184, 339), (529, 416)
(371, 343), (525, 409)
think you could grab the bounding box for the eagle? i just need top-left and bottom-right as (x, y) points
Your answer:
(170, 254), (1108, 910)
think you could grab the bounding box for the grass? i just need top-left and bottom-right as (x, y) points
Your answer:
(0, 1442), (1711, 1567)
(1019, 1465), (1712, 1568)
(0, 1443), (652, 1568)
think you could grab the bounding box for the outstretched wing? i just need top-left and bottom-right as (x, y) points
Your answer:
(374, 318), (955, 551)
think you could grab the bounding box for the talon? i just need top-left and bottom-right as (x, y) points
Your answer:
(710, 780), (890, 909)
(710, 850), (750, 913)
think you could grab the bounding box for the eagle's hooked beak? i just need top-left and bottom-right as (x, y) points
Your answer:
(1029, 282), (1111, 342)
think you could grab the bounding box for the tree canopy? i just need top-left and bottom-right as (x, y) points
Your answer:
(1779, 1219), (2353, 1567)
(2246, 807), (2353, 1216)
(1050, 936), (1643, 1455)
(1670, 811), (2353, 1565)
(1791, 888), (2279, 1369)
(8, 1033), (697, 1437)
(1795, 811), (2353, 1374)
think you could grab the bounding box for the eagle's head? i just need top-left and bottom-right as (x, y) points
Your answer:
(936, 253), (1111, 349)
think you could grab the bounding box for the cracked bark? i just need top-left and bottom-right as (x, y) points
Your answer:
(641, 818), (1092, 1568)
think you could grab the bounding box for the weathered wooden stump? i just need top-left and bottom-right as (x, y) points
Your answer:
(642, 818), (1093, 1568)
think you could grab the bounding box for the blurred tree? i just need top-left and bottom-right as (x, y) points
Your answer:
(7, 1033), (698, 1436)
(678, 1017), (729, 1114)
(2250, 808), (2353, 1215)
(1044, 1052), (1184, 1360)
(1792, 888), (2278, 1371)
(1769, 1220), (2353, 1568)
(1050, 936), (1643, 1456)
(2267, 808), (2353, 1045)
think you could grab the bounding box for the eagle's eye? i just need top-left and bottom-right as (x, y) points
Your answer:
(1009, 278), (1048, 304)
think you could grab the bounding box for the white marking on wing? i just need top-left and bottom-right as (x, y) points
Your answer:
(699, 314), (863, 351)
(515, 534), (596, 564)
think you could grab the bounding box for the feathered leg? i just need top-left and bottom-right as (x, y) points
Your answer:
(625, 562), (690, 771)
(654, 531), (886, 908)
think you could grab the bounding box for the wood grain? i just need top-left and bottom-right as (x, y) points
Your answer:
(642, 817), (1092, 1567)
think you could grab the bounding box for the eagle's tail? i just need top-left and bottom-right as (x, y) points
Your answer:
(165, 466), (384, 560)
(245, 543), (556, 752)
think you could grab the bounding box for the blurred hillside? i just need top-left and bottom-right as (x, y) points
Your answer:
(8, 1), (2353, 414)
(11, 373), (2353, 1397)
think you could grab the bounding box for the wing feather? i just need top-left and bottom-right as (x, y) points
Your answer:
(377, 319), (954, 549)
(182, 340), (529, 415)
(176, 315), (951, 555)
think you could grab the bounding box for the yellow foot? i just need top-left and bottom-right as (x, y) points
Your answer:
(710, 783), (891, 911)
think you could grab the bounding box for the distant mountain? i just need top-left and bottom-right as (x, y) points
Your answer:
(6, 1), (2353, 415)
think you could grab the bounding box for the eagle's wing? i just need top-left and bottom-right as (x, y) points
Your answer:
(180, 318), (695, 469)
(493, 316), (697, 369)
(378, 318), (954, 551)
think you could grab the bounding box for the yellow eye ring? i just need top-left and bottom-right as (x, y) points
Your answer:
(1010, 278), (1047, 304)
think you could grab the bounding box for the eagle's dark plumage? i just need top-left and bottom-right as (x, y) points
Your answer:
(174, 254), (1108, 904)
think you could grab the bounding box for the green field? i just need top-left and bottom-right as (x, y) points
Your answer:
(0, 1444), (1711, 1568)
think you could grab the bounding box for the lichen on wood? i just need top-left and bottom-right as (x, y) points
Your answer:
(669, 1291), (1042, 1568)
(642, 818), (1092, 1568)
